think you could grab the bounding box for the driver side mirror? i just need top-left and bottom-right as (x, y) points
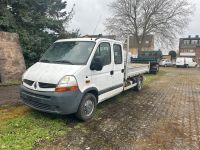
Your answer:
(90, 56), (103, 71)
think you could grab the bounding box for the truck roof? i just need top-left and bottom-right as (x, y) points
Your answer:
(55, 38), (121, 44)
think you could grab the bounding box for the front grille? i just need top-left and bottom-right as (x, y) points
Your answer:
(23, 96), (53, 111)
(38, 82), (56, 88)
(23, 79), (34, 86)
(21, 90), (54, 111)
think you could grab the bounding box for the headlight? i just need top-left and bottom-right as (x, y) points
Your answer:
(55, 76), (78, 92)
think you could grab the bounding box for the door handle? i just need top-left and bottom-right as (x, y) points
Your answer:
(121, 69), (124, 73)
(110, 70), (114, 75)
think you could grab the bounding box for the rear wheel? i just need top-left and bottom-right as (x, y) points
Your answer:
(76, 93), (97, 121)
(134, 77), (143, 91)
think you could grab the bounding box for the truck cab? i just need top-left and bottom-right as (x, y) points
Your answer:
(21, 38), (149, 121)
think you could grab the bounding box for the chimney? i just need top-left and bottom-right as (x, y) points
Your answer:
(188, 35), (191, 38)
(196, 35), (199, 38)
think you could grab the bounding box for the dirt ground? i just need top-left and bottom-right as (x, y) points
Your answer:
(1, 68), (200, 150)
(0, 85), (20, 105)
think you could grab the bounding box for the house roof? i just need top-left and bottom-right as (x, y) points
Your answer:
(82, 34), (116, 40)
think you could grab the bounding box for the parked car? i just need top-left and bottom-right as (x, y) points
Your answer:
(176, 57), (197, 68)
(159, 59), (173, 67)
(20, 38), (150, 121)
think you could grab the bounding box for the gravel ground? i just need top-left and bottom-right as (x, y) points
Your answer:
(35, 68), (200, 150)
(1, 68), (200, 150)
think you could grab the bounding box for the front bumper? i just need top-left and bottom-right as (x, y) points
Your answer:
(20, 85), (83, 115)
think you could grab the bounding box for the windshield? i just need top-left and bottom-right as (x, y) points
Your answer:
(40, 41), (96, 65)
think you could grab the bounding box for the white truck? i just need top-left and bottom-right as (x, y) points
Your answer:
(20, 38), (149, 121)
(176, 57), (197, 68)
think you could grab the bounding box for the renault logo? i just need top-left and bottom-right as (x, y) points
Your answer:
(34, 82), (37, 89)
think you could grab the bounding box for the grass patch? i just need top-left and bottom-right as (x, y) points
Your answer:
(74, 123), (88, 133)
(0, 105), (30, 122)
(0, 111), (70, 150)
(144, 70), (166, 85)
(0, 80), (21, 87)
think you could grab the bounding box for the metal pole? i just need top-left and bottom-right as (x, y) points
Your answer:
(125, 35), (130, 80)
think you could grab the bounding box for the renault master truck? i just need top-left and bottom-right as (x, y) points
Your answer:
(20, 38), (150, 121)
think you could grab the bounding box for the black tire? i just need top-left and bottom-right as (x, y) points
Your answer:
(157, 66), (160, 72)
(75, 93), (97, 121)
(134, 77), (143, 91)
(151, 71), (157, 74)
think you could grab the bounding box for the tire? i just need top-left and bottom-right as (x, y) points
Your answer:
(157, 66), (160, 72)
(75, 93), (97, 121)
(134, 77), (143, 91)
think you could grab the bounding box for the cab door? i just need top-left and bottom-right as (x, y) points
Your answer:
(90, 42), (114, 102)
(112, 43), (124, 92)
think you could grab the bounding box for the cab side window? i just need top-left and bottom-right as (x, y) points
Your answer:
(94, 42), (111, 66)
(113, 44), (122, 64)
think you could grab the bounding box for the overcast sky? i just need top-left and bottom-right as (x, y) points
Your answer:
(67, 0), (113, 35)
(68, 0), (200, 36)
(67, 0), (200, 51)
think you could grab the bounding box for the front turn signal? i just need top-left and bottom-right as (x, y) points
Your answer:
(55, 86), (78, 92)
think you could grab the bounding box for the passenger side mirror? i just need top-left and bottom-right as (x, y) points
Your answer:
(90, 56), (103, 71)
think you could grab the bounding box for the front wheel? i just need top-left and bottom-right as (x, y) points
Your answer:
(75, 93), (97, 121)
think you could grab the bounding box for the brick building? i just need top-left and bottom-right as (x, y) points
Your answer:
(179, 35), (200, 65)
(196, 46), (200, 65)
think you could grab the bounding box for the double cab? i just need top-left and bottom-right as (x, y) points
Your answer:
(20, 38), (149, 121)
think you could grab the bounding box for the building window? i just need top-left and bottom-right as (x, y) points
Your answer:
(113, 44), (122, 64)
(189, 49), (194, 53)
(191, 40), (198, 45)
(184, 40), (190, 45)
(181, 49), (195, 53)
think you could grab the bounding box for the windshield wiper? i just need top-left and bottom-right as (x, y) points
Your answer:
(52, 60), (73, 65)
(40, 59), (50, 63)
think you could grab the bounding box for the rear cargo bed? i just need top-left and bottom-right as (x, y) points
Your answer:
(126, 63), (150, 78)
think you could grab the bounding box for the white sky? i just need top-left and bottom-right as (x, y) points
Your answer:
(67, 0), (113, 35)
(67, 0), (200, 52)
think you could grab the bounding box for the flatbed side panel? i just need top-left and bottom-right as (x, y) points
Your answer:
(126, 67), (149, 78)
(125, 63), (150, 78)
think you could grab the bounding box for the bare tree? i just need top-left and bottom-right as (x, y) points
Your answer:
(105, 0), (193, 52)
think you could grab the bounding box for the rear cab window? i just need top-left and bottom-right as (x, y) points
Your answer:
(113, 44), (122, 64)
